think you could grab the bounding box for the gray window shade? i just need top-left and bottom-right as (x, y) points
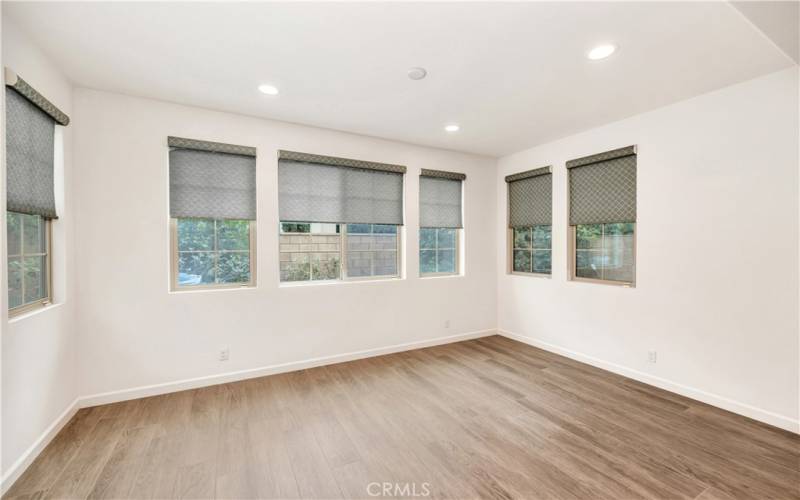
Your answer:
(568, 146), (636, 225)
(506, 167), (551, 228)
(278, 152), (405, 225)
(5, 87), (57, 219)
(169, 139), (257, 220)
(420, 173), (463, 228)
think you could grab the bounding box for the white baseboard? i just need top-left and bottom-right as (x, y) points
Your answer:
(79, 328), (496, 408)
(498, 329), (799, 434)
(1, 398), (80, 496)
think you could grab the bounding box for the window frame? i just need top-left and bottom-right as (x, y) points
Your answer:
(169, 218), (257, 291)
(508, 225), (552, 278)
(8, 213), (53, 317)
(568, 223), (636, 287)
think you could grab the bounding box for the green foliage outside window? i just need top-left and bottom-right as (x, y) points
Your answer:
(513, 225), (551, 274)
(177, 218), (251, 286)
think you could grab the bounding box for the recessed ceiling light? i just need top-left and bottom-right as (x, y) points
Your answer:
(444, 124), (460, 132)
(587, 44), (616, 60)
(258, 84), (279, 95)
(408, 67), (427, 80)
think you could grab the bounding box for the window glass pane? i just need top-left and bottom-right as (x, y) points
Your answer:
(23, 256), (46, 303)
(373, 251), (398, 276)
(178, 219), (214, 251)
(8, 257), (23, 308)
(217, 252), (250, 283)
(311, 253), (340, 281)
(218, 220), (250, 251)
(310, 223), (339, 234)
(420, 228), (436, 249)
(513, 249), (532, 273)
(574, 223), (634, 283)
(178, 252), (215, 285)
(281, 223), (310, 233)
(279, 223), (342, 282)
(420, 249), (436, 274)
(532, 225), (551, 249)
(281, 253), (310, 282)
(347, 223), (371, 235)
(373, 231), (398, 250)
(22, 214), (45, 254)
(437, 249), (456, 274)
(533, 250), (552, 274)
(576, 224), (602, 249)
(346, 252), (372, 277)
(373, 224), (397, 234)
(437, 228), (456, 249)
(575, 249), (602, 279)
(602, 225), (635, 282)
(7, 212), (21, 255)
(513, 227), (531, 249)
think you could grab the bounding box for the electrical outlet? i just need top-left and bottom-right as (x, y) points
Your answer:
(444, 319), (450, 329)
(648, 350), (657, 363)
(219, 347), (230, 362)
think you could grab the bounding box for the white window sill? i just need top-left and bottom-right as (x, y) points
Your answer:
(510, 271), (552, 279)
(420, 273), (464, 280)
(168, 285), (256, 295)
(8, 301), (64, 324)
(280, 277), (403, 288)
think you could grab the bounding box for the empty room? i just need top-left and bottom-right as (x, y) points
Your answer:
(1, 1), (798, 499)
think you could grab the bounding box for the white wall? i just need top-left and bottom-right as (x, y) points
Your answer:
(72, 89), (497, 399)
(1, 17), (79, 482)
(496, 67), (800, 431)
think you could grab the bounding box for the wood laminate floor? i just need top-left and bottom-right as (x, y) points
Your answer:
(5, 336), (799, 500)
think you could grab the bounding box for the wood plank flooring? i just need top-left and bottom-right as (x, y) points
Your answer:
(5, 336), (799, 499)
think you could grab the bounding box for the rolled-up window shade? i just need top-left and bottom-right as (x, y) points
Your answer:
(568, 146), (636, 225)
(506, 167), (551, 228)
(420, 171), (463, 228)
(169, 137), (257, 220)
(278, 151), (405, 225)
(5, 87), (57, 219)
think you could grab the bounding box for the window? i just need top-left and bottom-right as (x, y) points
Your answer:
(419, 170), (464, 276)
(5, 72), (68, 315)
(278, 150), (406, 284)
(505, 166), (552, 276)
(512, 225), (551, 274)
(172, 218), (255, 288)
(574, 223), (634, 283)
(280, 223), (341, 282)
(346, 224), (400, 278)
(567, 146), (637, 285)
(420, 228), (458, 275)
(7, 212), (51, 313)
(278, 222), (400, 282)
(168, 136), (257, 290)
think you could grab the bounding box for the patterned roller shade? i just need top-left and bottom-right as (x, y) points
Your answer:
(279, 150), (406, 174)
(5, 68), (69, 126)
(169, 139), (257, 220)
(420, 175), (463, 228)
(506, 166), (552, 228)
(568, 146), (636, 225)
(279, 155), (404, 225)
(5, 87), (58, 219)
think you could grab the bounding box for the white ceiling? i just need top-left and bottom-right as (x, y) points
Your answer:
(4, 1), (795, 157)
